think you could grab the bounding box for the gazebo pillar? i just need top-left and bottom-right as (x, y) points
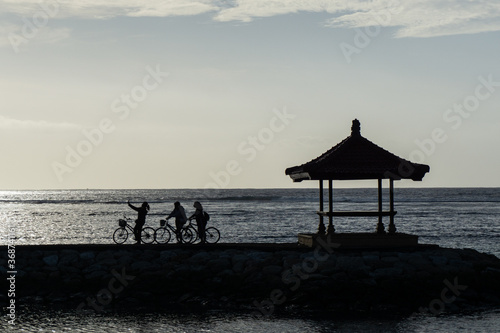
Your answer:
(318, 180), (326, 235)
(376, 178), (386, 234)
(388, 179), (397, 233)
(327, 179), (335, 235)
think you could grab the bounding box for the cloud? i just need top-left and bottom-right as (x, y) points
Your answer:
(0, 0), (219, 18)
(215, 0), (500, 38)
(0, 116), (80, 130)
(214, 0), (349, 22)
(325, 0), (500, 38)
(0, 0), (499, 38)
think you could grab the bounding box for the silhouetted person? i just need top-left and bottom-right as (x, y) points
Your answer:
(166, 201), (187, 243)
(188, 201), (206, 244)
(128, 200), (150, 244)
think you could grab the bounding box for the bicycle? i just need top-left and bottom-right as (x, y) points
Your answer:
(113, 216), (156, 244)
(154, 219), (195, 244)
(184, 219), (221, 244)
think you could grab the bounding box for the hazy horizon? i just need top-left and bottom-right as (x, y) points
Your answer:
(2, 1), (499, 190)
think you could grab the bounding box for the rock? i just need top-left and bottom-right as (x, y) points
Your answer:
(407, 257), (433, 271)
(232, 255), (248, 274)
(189, 251), (211, 263)
(429, 255), (448, 266)
(60, 249), (80, 257)
(231, 254), (249, 266)
(97, 257), (118, 266)
(319, 267), (338, 276)
(27, 258), (44, 270)
(63, 275), (84, 287)
(30, 250), (44, 259)
(438, 248), (463, 261)
(96, 251), (115, 262)
(381, 256), (399, 264)
(362, 254), (380, 266)
(484, 267), (500, 274)
(416, 270), (431, 279)
(394, 262), (416, 275)
(142, 250), (160, 260)
(84, 263), (106, 274)
(42, 266), (59, 273)
(80, 251), (95, 261)
(118, 255), (134, 266)
(262, 265), (283, 276)
(59, 265), (81, 275)
(283, 254), (301, 268)
(360, 278), (377, 286)
(218, 269), (235, 280)
(331, 271), (349, 282)
(59, 252), (80, 266)
(449, 259), (474, 272)
(247, 251), (271, 262)
(85, 270), (108, 280)
(307, 273), (327, 281)
(16, 269), (27, 278)
(317, 255), (337, 270)
(43, 255), (59, 266)
(131, 260), (156, 272)
(371, 267), (403, 279)
(207, 258), (231, 272)
(30, 271), (48, 280)
(398, 252), (422, 262)
(335, 256), (368, 273)
(159, 250), (178, 262)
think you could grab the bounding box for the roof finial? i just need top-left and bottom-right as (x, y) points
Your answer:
(351, 119), (361, 136)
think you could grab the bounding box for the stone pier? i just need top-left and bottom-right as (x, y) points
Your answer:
(1, 243), (500, 316)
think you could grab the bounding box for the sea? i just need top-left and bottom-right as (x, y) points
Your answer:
(1, 187), (499, 332)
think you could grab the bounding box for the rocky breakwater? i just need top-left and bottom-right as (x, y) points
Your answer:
(2, 244), (500, 316)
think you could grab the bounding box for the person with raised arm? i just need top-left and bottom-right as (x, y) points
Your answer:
(128, 200), (150, 244)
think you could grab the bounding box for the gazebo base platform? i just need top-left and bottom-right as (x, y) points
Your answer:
(298, 232), (418, 249)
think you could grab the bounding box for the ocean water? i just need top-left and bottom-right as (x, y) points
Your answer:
(1, 187), (500, 332)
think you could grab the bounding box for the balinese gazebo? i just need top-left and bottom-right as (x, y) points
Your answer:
(285, 119), (430, 248)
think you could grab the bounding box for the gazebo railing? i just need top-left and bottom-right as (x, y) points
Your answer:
(316, 210), (397, 234)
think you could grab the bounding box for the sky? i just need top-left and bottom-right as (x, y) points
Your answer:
(1, 0), (499, 190)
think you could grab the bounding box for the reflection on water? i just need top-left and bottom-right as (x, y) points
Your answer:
(4, 307), (500, 333)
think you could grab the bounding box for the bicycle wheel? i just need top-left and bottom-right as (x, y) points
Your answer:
(113, 227), (128, 244)
(155, 227), (171, 244)
(189, 225), (199, 243)
(181, 228), (195, 244)
(205, 227), (220, 244)
(141, 227), (156, 244)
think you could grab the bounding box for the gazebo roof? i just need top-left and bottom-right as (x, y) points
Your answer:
(285, 119), (430, 182)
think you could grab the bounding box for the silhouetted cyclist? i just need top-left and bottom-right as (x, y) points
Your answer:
(128, 200), (150, 244)
(166, 201), (188, 243)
